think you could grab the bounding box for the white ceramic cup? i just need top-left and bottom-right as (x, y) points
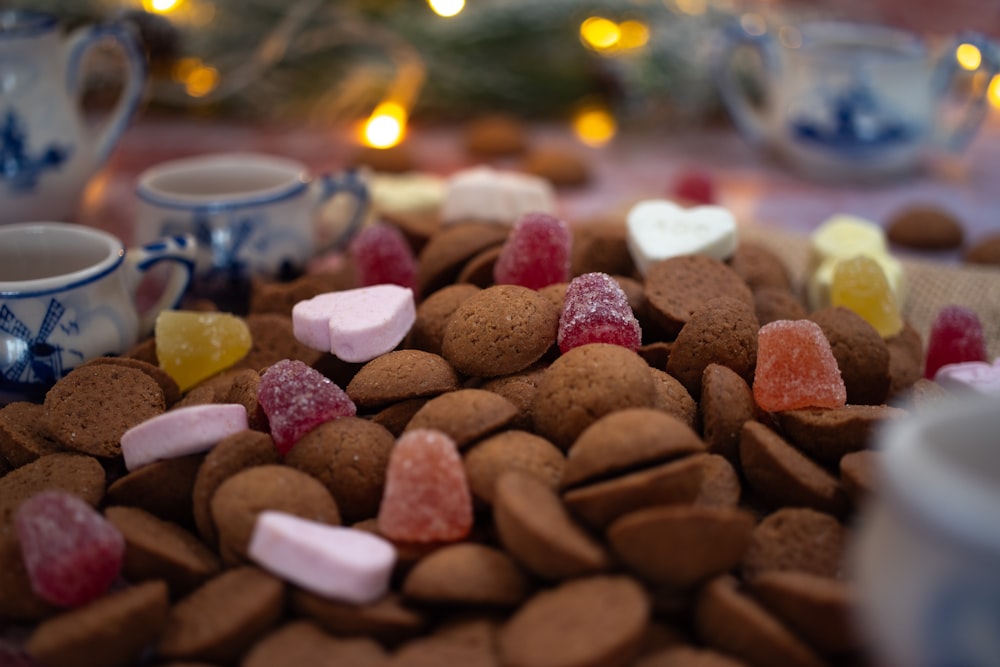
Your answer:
(0, 222), (196, 403)
(852, 396), (1000, 667)
(134, 152), (369, 308)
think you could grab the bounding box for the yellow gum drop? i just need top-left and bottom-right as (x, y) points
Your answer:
(830, 255), (904, 338)
(155, 310), (252, 391)
(810, 215), (888, 266)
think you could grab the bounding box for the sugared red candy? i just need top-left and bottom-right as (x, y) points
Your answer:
(292, 285), (416, 363)
(257, 359), (356, 455)
(558, 272), (641, 353)
(377, 429), (473, 543)
(625, 199), (738, 275)
(493, 212), (572, 290)
(671, 168), (716, 205)
(248, 511), (396, 605)
(830, 255), (903, 338)
(934, 358), (1000, 396)
(753, 319), (847, 412)
(15, 491), (125, 607)
(121, 403), (249, 471)
(348, 221), (419, 293)
(155, 310), (252, 391)
(925, 305), (988, 379)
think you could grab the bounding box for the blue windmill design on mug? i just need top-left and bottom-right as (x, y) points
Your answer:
(161, 210), (264, 282)
(0, 298), (81, 386)
(0, 110), (72, 192)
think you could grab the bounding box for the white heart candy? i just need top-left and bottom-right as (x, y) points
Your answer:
(626, 199), (738, 275)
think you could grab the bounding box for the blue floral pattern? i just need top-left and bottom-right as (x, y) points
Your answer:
(0, 109), (71, 192)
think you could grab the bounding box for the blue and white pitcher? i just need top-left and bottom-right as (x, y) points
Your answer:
(0, 9), (146, 223)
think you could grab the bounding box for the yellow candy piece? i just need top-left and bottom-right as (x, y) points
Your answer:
(808, 252), (903, 312)
(830, 255), (904, 338)
(155, 310), (252, 391)
(807, 215), (902, 311)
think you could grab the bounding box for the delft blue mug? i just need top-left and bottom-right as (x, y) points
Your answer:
(714, 20), (1000, 181)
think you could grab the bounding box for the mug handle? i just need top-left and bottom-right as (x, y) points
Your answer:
(66, 19), (148, 164)
(124, 235), (197, 335)
(313, 167), (371, 252)
(930, 33), (1000, 151)
(713, 21), (781, 146)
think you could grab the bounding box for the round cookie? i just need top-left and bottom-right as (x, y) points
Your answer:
(635, 646), (749, 667)
(80, 356), (182, 407)
(370, 398), (429, 437)
(234, 312), (325, 371)
(809, 306), (891, 405)
(478, 365), (547, 431)
(700, 364), (755, 465)
(346, 350), (460, 408)
(741, 507), (847, 580)
(463, 113), (528, 156)
(519, 145), (592, 187)
(571, 220), (635, 278)
(964, 232), (1000, 265)
(455, 245), (502, 288)
(886, 321), (924, 398)
(405, 389), (519, 449)
(728, 241), (794, 292)
(839, 449), (878, 507)
(106, 453), (204, 528)
(644, 255), (753, 339)
(292, 589), (427, 647)
(242, 621), (388, 667)
(416, 222), (510, 296)
(441, 285), (559, 378)
(648, 368), (698, 429)
(401, 543), (530, 608)
(408, 284), (481, 355)
(774, 404), (907, 465)
(284, 417), (395, 524)
(462, 429), (565, 506)
(43, 364), (165, 458)
(886, 204), (964, 250)
(0, 401), (64, 468)
(532, 343), (657, 450)
(694, 454), (742, 509)
(0, 452), (105, 524)
(753, 287), (807, 326)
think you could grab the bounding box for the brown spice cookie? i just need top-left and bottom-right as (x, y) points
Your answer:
(0, 401), (63, 468)
(105, 505), (221, 598)
(211, 464), (341, 565)
(0, 523), (58, 621)
(158, 567), (285, 664)
(478, 365), (547, 431)
(728, 241), (794, 292)
(242, 621), (388, 667)
(404, 389), (519, 449)
(775, 404), (908, 465)
(499, 576), (650, 667)
(666, 296), (758, 399)
(441, 285), (559, 378)
(352, 143), (416, 172)
(839, 449), (879, 508)
(221, 369), (268, 432)
(886, 321), (924, 398)
(346, 350), (460, 409)
(742, 507), (847, 580)
(26, 580), (170, 667)
(608, 505), (755, 589)
(463, 430), (565, 507)
(636, 646), (749, 667)
(284, 417), (394, 524)
(0, 452), (104, 524)
(562, 454), (705, 530)
(562, 409), (704, 489)
(249, 269), (357, 316)
(537, 281), (568, 313)
(886, 205), (964, 250)
(80, 356), (182, 407)
(416, 222), (510, 296)
(748, 570), (861, 654)
(455, 244), (502, 288)
(532, 344), (657, 451)
(106, 453), (203, 528)
(493, 471), (610, 581)
(370, 398), (429, 437)
(292, 589), (426, 647)
(393, 635), (498, 667)
(519, 145), (592, 188)
(408, 284), (481, 356)
(43, 364), (165, 458)
(700, 364), (755, 465)
(463, 113), (528, 156)
(402, 542), (530, 608)
(644, 255), (753, 339)
(809, 306), (891, 405)
(191, 430), (281, 548)
(753, 287), (807, 327)
(693, 575), (826, 667)
(964, 232), (1000, 265)
(234, 313), (324, 371)
(694, 454), (742, 509)
(739, 421), (849, 517)
(638, 342), (672, 370)
(571, 221), (635, 278)
(648, 368), (698, 429)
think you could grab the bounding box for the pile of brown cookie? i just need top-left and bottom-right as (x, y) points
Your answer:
(0, 218), (948, 667)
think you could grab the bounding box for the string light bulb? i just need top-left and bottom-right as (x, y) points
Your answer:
(988, 73), (1000, 110)
(956, 43), (983, 71)
(572, 104), (617, 147)
(363, 101), (408, 149)
(428, 0), (465, 18)
(580, 17), (621, 51)
(142, 0), (183, 13)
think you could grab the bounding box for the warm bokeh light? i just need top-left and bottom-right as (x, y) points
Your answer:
(363, 102), (407, 149)
(956, 43), (983, 71)
(172, 57), (219, 97)
(617, 20), (650, 50)
(989, 74), (1000, 109)
(428, 0), (465, 18)
(143, 0), (182, 13)
(572, 105), (617, 147)
(674, 0), (707, 16)
(580, 17), (621, 51)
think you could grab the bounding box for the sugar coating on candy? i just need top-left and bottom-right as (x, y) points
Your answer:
(377, 429), (473, 543)
(248, 511), (396, 605)
(155, 310), (252, 391)
(15, 491), (125, 607)
(257, 359), (356, 455)
(830, 255), (903, 338)
(558, 272), (641, 353)
(348, 221), (419, 293)
(493, 212), (572, 290)
(753, 319), (847, 412)
(925, 305), (987, 379)
(121, 403), (249, 471)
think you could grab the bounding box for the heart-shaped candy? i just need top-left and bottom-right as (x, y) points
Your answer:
(934, 358), (1000, 396)
(626, 199), (738, 275)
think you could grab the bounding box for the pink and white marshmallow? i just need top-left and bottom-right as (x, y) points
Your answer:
(120, 403), (248, 471)
(934, 358), (1000, 397)
(248, 511), (396, 605)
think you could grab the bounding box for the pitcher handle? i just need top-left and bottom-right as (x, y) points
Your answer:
(66, 19), (148, 164)
(313, 167), (371, 252)
(931, 32), (1000, 151)
(713, 21), (781, 146)
(125, 235), (197, 335)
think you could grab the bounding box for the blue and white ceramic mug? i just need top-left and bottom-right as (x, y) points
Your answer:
(714, 20), (1000, 181)
(0, 222), (196, 403)
(134, 152), (369, 306)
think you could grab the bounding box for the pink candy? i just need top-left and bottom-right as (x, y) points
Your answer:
(753, 319), (847, 412)
(377, 429), (473, 543)
(348, 222), (419, 293)
(493, 212), (572, 290)
(925, 305), (987, 380)
(15, 491), (125, 607)
(558, 272), (641, 353)
(934, 358), (1000, 396)
(257, 359), (356, 455)
(121, 403), (249, 471)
